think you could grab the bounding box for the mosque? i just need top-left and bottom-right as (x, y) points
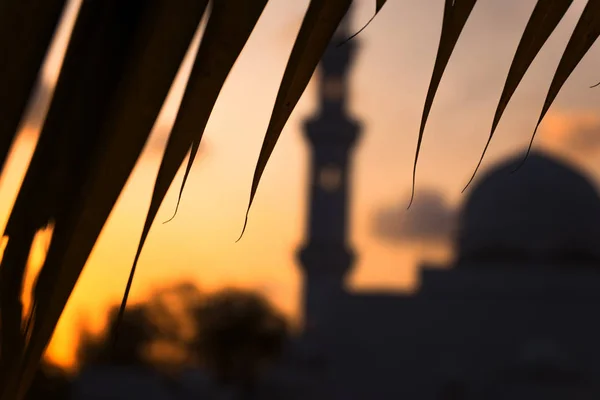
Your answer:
(301, 151), (600, 399)
(72, 5), (600, 400)
(293, 5), (600, 400)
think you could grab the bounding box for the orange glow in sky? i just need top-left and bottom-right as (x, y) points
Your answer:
(1, 0), (599, 370)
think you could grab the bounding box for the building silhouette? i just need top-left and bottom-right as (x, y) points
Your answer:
(294, 6), (600, 398)
(305, 152), (600, 399)
(297, 2), (362, 336)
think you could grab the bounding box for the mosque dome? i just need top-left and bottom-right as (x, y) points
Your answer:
(456, 151), (600, 266)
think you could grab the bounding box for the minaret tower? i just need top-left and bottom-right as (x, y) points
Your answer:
(298, 6), (362, 330)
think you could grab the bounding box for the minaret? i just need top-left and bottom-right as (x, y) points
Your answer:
(298, 7), (362, 330)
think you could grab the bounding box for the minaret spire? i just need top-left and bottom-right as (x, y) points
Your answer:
(298, 5), (362, 330)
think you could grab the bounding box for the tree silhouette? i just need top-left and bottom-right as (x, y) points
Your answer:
(193, 288), (289, 394)
(76, 282), (204, 372)
(76, 304), (155, 368)
(74, 284), (290, 398)
(24, 364), (69, 400)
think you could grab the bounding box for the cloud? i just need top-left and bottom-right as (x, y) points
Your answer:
(539, 110), (600, 156)
(372, 189), (457, 243)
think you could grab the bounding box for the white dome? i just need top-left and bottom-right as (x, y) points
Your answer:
(457, 152), (600, 266)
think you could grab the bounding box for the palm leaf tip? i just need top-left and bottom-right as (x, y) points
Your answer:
(462, 0), (575, 192)
(514, 0), (600, 172)
(160, 0), (269, 226)
(239, 0), (352, 240)
(409, 0), (477, 207)
(128, 0), (268, 330)
(4, 1), (211, 397)
(235, 214), (249, 243)
(338, 0), (387, 47)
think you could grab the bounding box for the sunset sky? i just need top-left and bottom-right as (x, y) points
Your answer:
(1, 0), (600, 369)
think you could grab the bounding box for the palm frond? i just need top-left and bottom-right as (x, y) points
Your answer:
(1, 0), (206, 398)
(240, 0), (352, 239)
(17, 0), (208, 395)
(463, 0), (574, 190)
(410, 0), (477, 207)
(339, 0), (386, 45)
(515, 0), (600, 170)
(0, 0), (67, 179)
(120, 0), (266, 347)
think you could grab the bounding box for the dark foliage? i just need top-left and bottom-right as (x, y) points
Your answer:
(75, 283), (289, 395)
(76, 305), (155, 368)
(194, 288), (289, 390)
(24, 364), (69, 400)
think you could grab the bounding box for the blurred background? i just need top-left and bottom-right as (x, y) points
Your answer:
(1, 0), (599, 379)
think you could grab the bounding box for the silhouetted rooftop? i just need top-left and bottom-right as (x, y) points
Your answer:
(457, 151), (600, 266)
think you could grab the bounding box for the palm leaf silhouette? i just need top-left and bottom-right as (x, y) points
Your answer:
(0, 0), (67, 180)
(240, 0), (352, 238)
(0, 1), (598, 398)
(463, 0), (574, 190)
(0, 0), (206, 398)
(120, 0), (266, 347)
